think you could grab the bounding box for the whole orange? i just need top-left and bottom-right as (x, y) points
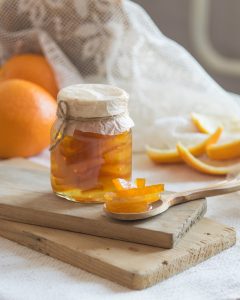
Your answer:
(0, 79), (57, 158)
(0, 54), (58, 98)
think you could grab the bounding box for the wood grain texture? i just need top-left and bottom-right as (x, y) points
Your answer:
(0, 218), (235, 290)
(0, 159), (206, 248)
(0, 159), (207, 248)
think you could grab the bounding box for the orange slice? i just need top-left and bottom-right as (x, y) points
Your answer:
(146, 127), (222, 164)
(176, 143), (236, 175)
(207, 139), (240, 160)
(191, 112), (240, 134)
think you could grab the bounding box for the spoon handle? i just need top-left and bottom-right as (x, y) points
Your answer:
(168, 180), (240, 206)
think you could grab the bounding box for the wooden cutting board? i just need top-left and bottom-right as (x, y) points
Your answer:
(0, 218), (235, 290)
(0, 159), (207, 248)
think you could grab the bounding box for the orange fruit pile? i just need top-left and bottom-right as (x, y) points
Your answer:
(0, 54), (58, 158)
(0, 79), (57, 158)
(147, 113), (240, 176)
(0, 54), (58, 98)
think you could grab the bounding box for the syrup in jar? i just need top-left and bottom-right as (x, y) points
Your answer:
(50, 84), (134, 203)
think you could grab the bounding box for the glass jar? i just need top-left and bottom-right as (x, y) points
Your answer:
(50, 84), (134, 203)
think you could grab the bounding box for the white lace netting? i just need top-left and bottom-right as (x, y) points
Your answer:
(1, 0), (240, 151)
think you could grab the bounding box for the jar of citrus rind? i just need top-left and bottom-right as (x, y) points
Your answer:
(50, 84), (134, 203)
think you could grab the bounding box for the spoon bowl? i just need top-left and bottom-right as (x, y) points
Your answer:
(104, 179), (240, 221)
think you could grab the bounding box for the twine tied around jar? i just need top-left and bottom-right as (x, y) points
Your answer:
(49, 101), (69, 151)
(49, 100), (125, 151)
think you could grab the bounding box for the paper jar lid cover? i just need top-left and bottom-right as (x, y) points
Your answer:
(57, 84), (129, 118)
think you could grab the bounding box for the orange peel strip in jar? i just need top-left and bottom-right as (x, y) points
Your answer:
(51, 130), (132, 202)
(103, 144), (132, 164)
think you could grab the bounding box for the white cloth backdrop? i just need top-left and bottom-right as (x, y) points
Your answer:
(1, 0), (240, 151)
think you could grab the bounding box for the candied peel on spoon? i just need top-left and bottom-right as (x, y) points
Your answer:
(104, 178), (164, 214)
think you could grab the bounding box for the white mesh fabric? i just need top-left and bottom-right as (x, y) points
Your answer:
(0, 0), (239, 151)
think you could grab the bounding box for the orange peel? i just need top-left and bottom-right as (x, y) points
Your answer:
(146, 127), (222, 164)
(104, 178), (164, 213)
(135, 178), (146, 188)
(207, 139), (240, 161)
(191, 112), (214, 134)
(112, 178), (133, 190)
(191, 112), (240, 134)
(116, 184), (164, 197)
(105, 192), (160, 204)
(105, 201), (150, 213)
(176, 143), (236, 175)
(104, 193), (160, 213)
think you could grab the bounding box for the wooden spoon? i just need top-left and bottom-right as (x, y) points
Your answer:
(104, 179), (240, 220)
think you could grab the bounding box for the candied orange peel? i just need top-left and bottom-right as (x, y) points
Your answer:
(176, 143), (237, 175)
(191, 112), (240, 160)
(207, 139), (240, 161)
(146, 127), (222, 164)
(112, 178), (134, 190)
(146, 111), (240, 176)
(191, 112), (240, 134)
(104, 178), (164, 213)
(135, 178), (146, 188)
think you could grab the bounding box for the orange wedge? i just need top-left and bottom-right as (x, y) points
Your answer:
(207, 139), (240, 160)
(176, 143), (236, 175)
(191, 112), (240, 134)
(146, 127), (222, 164)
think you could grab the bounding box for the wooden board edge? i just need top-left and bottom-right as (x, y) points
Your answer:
(172, 199), (207, 247)
(0, 219), (141, 289)
(0, 199), (207, 249)
(132, 222), (236, 289)
(0, 218), (236, 290)
(0, 204), (172, 248)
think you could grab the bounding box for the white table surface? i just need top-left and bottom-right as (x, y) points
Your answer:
(0, 153), (240, 300)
